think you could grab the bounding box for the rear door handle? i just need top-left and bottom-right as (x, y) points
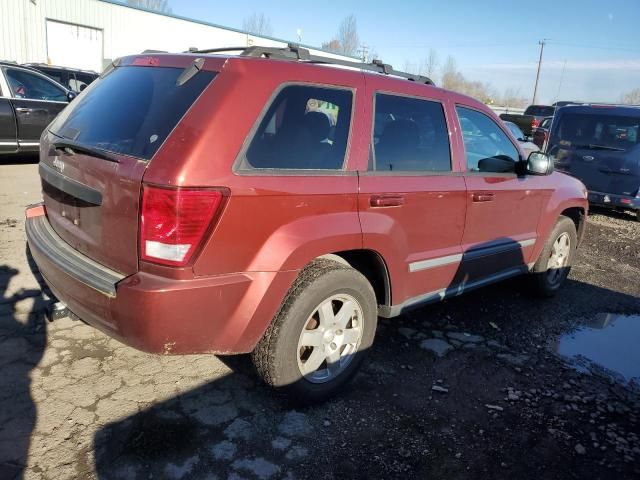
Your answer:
(370, 194), (405, 207)
(472, 192), (494, 203)
(15, 107), (34, 113)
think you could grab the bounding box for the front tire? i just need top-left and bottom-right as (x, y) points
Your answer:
(252, 259), (377, 403)
(528, 216), (577, 297)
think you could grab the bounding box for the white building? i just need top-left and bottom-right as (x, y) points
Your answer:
(0, 0), (354, 73)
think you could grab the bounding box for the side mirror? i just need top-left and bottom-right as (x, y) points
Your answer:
(526, 151), (554, 175)
(66, 91), (77, 102)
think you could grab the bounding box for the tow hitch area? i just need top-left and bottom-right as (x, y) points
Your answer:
(45, 302), (69, 322)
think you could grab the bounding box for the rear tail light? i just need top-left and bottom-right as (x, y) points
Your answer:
(531, 118), (540, 128)
(140, 185), (225, 267)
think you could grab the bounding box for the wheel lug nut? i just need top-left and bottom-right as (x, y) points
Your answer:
(336, 329), (343, 335)
(330, 342), (337, 349)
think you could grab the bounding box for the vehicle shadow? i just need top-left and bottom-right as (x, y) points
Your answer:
(89, 239), (640, 479)
(0, 249), (51, 480)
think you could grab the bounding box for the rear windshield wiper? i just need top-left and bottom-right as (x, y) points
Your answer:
(53, 140), (120, 163)
(574, 144), (625, 152)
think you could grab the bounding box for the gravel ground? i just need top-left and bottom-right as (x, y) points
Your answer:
(0, 159), (639, 480)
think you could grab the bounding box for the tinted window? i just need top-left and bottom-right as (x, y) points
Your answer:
(243, 85), (353, 170)
(553, 112), (640, 152)
(457, 107), (520, 173)
(372, 94), (450, 172)
(524, 105), (555, 117)
(5, 68), (67, 101)
(49, 66), (215, 160)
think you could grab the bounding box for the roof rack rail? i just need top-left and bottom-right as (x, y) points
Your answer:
(189, 43), (435, 85)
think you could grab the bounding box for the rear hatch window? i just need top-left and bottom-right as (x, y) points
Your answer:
(524, 105), (555, 117)
(49, 65), (216, 160)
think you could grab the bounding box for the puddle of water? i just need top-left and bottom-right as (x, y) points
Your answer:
(557, 313), (640, 383)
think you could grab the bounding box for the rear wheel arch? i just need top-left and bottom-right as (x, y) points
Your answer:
(317, 249), (391, 308)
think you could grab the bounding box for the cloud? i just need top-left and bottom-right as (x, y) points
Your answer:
(470, 59), (640, 71)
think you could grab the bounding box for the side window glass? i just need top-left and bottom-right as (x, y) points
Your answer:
(243, 85), (353, 170)
(372, 93), (451, 172)
(5, 68), (67, 102)
(456, 106), (520, 173)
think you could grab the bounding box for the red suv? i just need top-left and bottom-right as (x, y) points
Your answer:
(26, 46), (588, 402)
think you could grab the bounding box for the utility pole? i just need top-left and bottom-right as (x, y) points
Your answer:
(532, 39), (547, 105)
(357, 45), (369, 63)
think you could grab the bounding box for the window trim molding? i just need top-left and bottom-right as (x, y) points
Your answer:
(368, 90), (453, 175)
(233, 81), (357, 175)
(454, 103), (523, 174)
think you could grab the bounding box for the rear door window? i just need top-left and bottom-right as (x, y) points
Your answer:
(49, 65), (216, 160)
(241, 85), (353, 170)
(371, 93), (451, 172)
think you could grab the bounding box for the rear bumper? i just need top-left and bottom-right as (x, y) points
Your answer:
(587, 190), (640, 211)
(26, 206), (295, 354)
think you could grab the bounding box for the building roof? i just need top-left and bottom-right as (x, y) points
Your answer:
(98, 0), (359, 60)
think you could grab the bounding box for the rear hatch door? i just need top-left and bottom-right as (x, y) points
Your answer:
(40, 57), (217, 275)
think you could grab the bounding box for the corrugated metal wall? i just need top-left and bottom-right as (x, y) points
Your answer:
(0, 0), (351, 70)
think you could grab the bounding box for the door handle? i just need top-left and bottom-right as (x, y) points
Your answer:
(370, 194), (405, 207)
(15, 107), (34, 113)
(472, 192), (494, 203)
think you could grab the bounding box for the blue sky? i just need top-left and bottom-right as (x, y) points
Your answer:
(146, 0), (640, 104)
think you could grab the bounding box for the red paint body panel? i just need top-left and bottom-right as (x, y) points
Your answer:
(28, 53), (588, 355)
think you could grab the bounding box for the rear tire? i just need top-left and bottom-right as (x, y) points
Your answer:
(252, 259), (377, 404)
(528, 216), (577, 297)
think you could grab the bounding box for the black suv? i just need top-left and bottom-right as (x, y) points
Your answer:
(23, 64), (98, 93)
(548, 104), (640, 220)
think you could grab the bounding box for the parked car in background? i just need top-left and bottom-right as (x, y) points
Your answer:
(24, 63), (98, 93)
(25, 46), (587, 403)
(0, 61), (75, 155)
(533, 116), (553, 150)
(500, 104), (556, 137)
(549, 104), (640, 221)
(503, 120), (540, 158)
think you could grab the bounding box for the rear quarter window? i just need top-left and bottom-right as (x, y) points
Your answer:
(49, 65), (216, 160)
